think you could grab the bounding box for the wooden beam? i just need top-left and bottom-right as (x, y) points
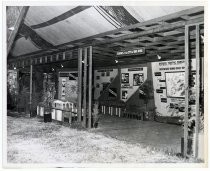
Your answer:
(93, 50), (114, 57)
(88, 46), (92, 129)
(77, 48), (82, 122)
(29, 64), (33, 117)
(93, 17), (203, 46)
(194, 24), (200, 158)
(184, 25), (189, 157)
(7, 6), (29, 55)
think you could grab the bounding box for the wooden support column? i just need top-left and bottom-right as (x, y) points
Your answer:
(83, 48), (87, 127)
(88, 46), (92, 129)
(184, 25), (189, 157)
(117, 64), (121, 101)
(29, 64), (33, 117)
(194, 24), (200, 158)
(77, 48), (83, 122)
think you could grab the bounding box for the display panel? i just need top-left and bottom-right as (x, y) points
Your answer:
(165, 72), (185, 98)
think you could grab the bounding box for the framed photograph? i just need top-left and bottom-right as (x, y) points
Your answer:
(133, 73), (144, 86)
(101, 72), (105, 76)
(165, 72), (185, 98)
(122, 90), (128, 99)
(121, 73), (129, 83)
(96, 75), (100, 80)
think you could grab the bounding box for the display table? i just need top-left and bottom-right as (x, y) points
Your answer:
(37, 100), (77, 123)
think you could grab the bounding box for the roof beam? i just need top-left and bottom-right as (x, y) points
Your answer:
(55, 7), (204, 48)
(92, 17), (203, 46)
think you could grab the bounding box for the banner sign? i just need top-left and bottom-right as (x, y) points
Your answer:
(128, 68), (143, 71)
(116, 48), (145, 57)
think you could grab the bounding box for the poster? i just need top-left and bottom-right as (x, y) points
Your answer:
(165, 72), (185, 98)
(133, 73), (144, 86)
(122, 90), (128, 99)
(121, 73), (129, 83)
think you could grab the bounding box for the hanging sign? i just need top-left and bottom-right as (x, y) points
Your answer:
(116, 48), (145, 57)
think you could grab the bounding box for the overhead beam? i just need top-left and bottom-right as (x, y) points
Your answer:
(56, 6), (203, 48)
(92, 17), (203, 46)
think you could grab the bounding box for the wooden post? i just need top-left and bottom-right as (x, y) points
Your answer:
(77, 48), (83, 122)
(88, 46), (92, 128)
(69, 111), (72, 124)
(194, 24), (200, 158)
(118, 66), (121, 101)
(83, 47), (87, 127)
(29, 64), (33, 117)
(184, 25), (189, 157)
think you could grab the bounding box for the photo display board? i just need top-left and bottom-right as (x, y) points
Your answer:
(120, 67), (147, 102)
(152, 59), (196, 117)
(94, 69), (118, 100)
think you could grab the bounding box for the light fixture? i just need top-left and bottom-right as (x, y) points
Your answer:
(115, 60), (118, 63)
(61, 64), (64, 68)
(8, 27), (15, 31)
(157, 55), (162, 60)
(52, 68), (55, 71)
(82, 60), (84, 63)
(14, 66), (16, 70)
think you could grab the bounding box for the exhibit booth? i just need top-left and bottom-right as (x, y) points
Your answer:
(7, 6), (204, 159)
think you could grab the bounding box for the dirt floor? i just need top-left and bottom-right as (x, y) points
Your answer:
(7, 115), (197, 164)
(91, 115), (183, 154)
